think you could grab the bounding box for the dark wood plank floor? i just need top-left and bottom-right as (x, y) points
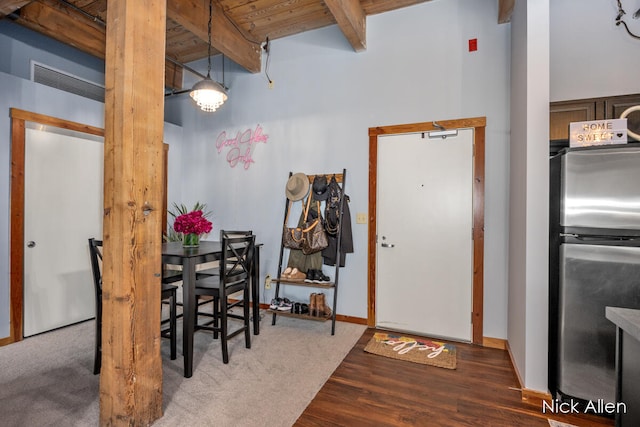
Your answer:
(295, 328), (614, 427)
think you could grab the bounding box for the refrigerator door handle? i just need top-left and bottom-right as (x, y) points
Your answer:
(561, 233), (640, 246)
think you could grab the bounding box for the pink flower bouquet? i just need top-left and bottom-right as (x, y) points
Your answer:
(173, 210), (213, 236)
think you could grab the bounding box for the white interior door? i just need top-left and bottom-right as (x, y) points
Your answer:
(23, 127), (103, 337)
(376, 129), (474, 342)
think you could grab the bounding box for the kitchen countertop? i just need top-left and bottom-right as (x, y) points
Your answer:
(606, 306), (640, 341)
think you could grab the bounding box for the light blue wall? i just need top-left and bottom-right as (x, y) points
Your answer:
(0, 1), (511, 343)
(0, 20), (104, 87)
(176, 0), (511, 332)
(0, 71), (183, 338)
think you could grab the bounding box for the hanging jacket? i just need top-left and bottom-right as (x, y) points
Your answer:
(322, 188), (353, 267)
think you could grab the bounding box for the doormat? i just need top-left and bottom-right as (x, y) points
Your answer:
(364, 332), (457, 369)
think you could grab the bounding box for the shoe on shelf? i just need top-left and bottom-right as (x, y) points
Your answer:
(304, 270), (317, 283)
(315, 293), (325, 317)
(309, 293), (318, 317)
(282, 267), (293, 279)
(293, 302), (301, 314)
(300, 303), (309, 315)
(289, 268), (306, 281)
(312, 293), (331, 317)
(314, 270), (331, 284)
(323, 299), (332, 317)
(269, 298), (282, 310)
(276, 298), (293, 311)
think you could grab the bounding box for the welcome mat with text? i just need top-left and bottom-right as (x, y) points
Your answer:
(364, 332), (457, 369)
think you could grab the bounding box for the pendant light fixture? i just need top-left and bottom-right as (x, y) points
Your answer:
(190, 0), (228, 112)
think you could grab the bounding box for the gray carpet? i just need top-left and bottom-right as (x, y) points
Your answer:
(0, 312), (366, 427)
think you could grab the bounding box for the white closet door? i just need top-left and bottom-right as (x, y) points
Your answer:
(23, 127), (103, 337)
(376, 129), (474, 341)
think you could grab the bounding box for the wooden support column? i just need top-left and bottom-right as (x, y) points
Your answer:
(101, 0), (167, 425)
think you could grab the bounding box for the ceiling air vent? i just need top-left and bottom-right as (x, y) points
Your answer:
(32, 62), (105, 103)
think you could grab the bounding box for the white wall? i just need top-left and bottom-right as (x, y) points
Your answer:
(551, 0), (640, 101)
(509, 0), (550, 393)
(176, 0), (512, 337)
(508, 0), (528, 389)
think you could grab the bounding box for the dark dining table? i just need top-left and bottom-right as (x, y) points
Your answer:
(161, 240), (261, 378)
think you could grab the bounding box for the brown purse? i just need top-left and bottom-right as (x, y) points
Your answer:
(301, 200), (329, 255)
(282, 199), (305, 249)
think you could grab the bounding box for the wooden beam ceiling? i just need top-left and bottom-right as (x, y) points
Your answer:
(324, 0), (366, 52)
(498, 0), (515, 24)
(0, 0), (514, 102)
(10, 0), (183, 89)
(0, 0), (31, 17)
(167, 0), (261, 74)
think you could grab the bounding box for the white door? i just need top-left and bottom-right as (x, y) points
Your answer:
(376, 129), (474, 342)
(23, 127), (103, 337)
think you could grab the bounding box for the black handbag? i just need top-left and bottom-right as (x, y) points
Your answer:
(324, 175), (342, 235)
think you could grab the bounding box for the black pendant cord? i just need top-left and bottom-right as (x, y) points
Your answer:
(207, 0), (213, 78)
(616, 0), (640, 40)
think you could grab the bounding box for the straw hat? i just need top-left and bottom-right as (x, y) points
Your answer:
(285, 173), (310, 201)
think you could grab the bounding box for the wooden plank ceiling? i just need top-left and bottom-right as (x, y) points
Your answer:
(0, 0), (514, 90)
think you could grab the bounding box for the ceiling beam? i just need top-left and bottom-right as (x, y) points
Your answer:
(324, 0), (366, 52)
(167, 0), (261, 74)
(18, 1), (106, 56)
(0, 0), (31, 17)
(14, 0), (183, 90)
(498, 0), (515, 24)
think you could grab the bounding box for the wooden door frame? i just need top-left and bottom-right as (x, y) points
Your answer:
(4, 108), (168, 346)
(6, 108), (104, 345)
(368, 117), (486, 345)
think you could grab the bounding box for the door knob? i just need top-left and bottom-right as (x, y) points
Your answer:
(381, 242), (395, 248)
(27, 241), (36, 248)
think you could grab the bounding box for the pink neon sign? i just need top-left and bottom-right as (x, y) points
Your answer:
(215, 124), (268, 170)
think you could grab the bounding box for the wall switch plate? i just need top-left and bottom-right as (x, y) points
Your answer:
(356, 213), (367, 224)
(265, 274), (271, 290)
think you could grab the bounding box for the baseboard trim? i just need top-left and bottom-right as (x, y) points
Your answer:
(482, 336), (507, 349)
(0, 335), (15, 347)
(505, 340), (552, 406)
(521, 388), (552, 406)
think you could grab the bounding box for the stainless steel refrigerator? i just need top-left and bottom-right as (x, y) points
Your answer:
(549, 143), (640, 406)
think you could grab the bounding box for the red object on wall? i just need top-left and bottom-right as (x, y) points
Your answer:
(468, 38), (477, 52)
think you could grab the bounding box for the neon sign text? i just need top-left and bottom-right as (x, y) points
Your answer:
(215, 124), (268, 170)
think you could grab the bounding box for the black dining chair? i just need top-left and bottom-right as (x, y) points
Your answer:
(88, 238), (178, 375)
(195, 230), (253, 279)
(193, 234), (255, 363)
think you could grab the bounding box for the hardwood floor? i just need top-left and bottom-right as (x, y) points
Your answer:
(295, 328), (614, 427)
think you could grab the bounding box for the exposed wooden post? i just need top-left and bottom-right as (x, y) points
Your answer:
(101, 0), (166, 424)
